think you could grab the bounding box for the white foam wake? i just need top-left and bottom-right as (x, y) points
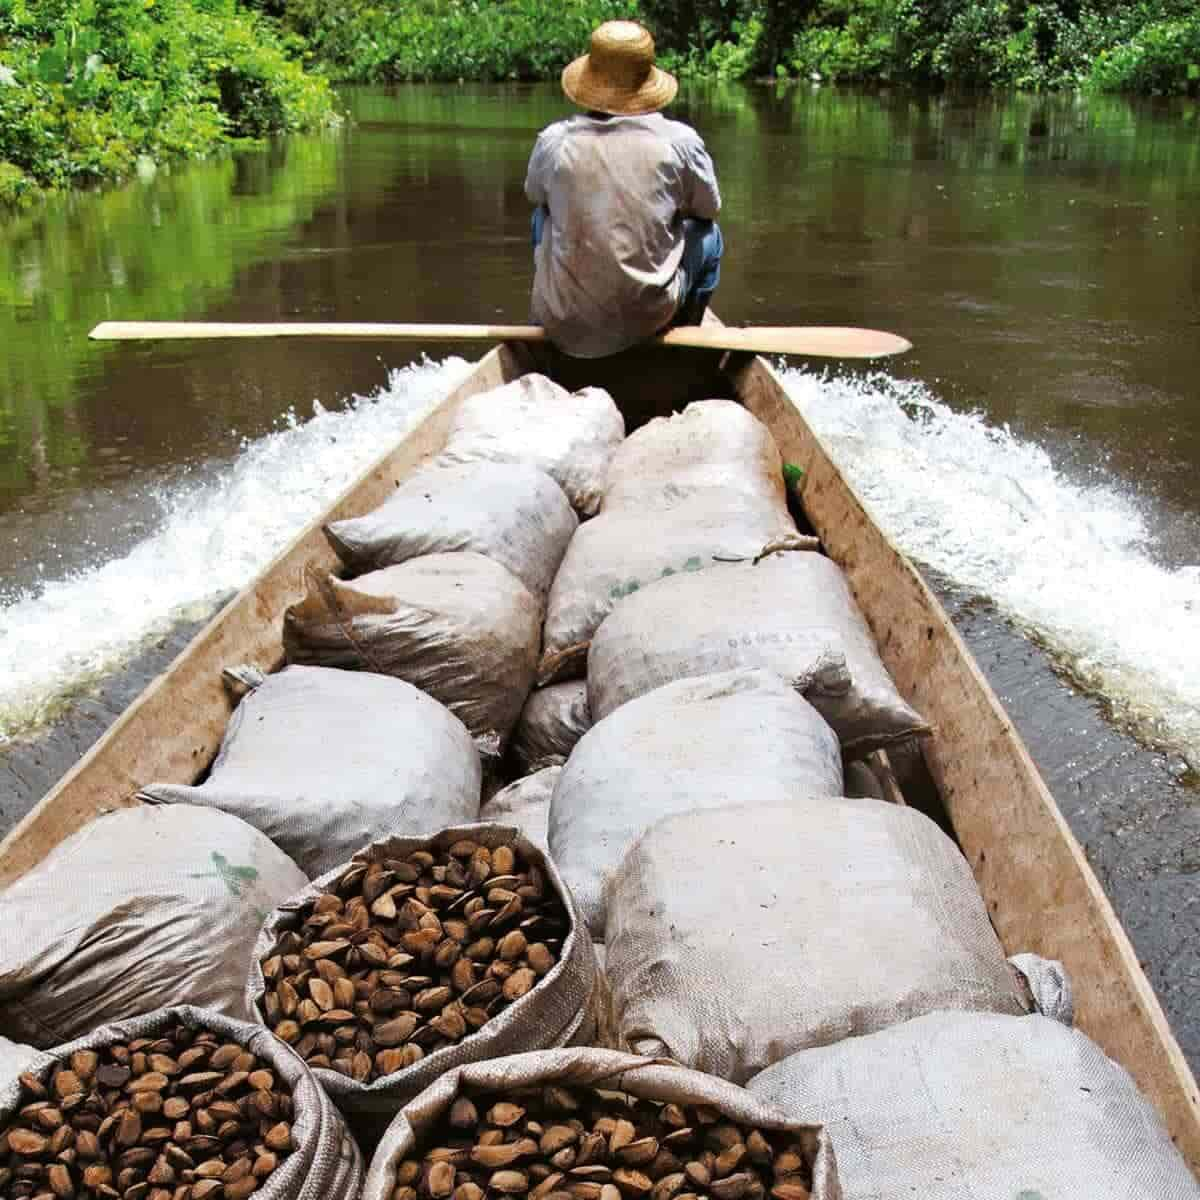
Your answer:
(782, 367), (1200, 767)
(0, 357), (471, 743)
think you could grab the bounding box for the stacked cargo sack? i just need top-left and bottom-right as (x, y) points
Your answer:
(548, 668), (845, 938)
(0, 805), (308, 1046)
(323, 460), (577, 602)
(602, 801), (1031, 1083)
(538, 400), (814, 682)
(360, 1048), (840, 1200)
(0, 1005), (364, 1200)
(478, 766), (560, 850)
(588, 548), (931, 753)
(247, 825), (599, 1141)
(435, 374), (625, 517)
(747, 1009), (1200, 1198)
(509, 682), (591, 773)
(283, 553), (541, 757)
(140, 666), (483, 877)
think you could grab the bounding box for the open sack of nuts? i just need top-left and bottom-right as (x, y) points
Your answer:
(0, 1006), (362, 1200)
(247, 826), (599, 1129)
(360, 1048), (840, 1200)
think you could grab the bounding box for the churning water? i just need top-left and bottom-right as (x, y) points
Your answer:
(782, 366), (1200, 769)
(0, 358), (470, 743)
(3, 355), (1196, 779)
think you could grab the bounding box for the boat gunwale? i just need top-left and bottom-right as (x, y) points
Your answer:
(1, 339), (1197, 1174)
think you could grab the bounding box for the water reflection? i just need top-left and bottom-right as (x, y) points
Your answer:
(1, 83), (1198, 544)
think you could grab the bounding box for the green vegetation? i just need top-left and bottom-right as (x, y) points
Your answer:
(0, 0), (335, 203)
(1, 0), (1196, 209)
(290, 0), (1199, 93)
(277, 0), (640, 84)
(639, 0), (1200, 92)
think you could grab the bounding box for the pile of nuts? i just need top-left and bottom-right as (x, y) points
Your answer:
(388, 1086), (814, 1200)
(0, 1023), (294, 1200)
(258, 837), (570, 1083)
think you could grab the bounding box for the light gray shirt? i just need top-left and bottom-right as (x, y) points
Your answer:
(525, 113), (721, 358)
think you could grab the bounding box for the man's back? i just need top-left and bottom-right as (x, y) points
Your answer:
(526, 113), (721, 359)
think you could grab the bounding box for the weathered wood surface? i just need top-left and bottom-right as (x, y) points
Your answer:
(90, 321), (912, 359)
(0, 347), (521, 890)
(2, 331), (1197, 1175)
(731, 353), (1200, 1170)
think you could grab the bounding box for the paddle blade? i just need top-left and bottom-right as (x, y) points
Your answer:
(658, 325), (912, 358)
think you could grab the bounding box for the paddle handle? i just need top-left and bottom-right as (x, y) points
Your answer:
(89, 321), (911, 359)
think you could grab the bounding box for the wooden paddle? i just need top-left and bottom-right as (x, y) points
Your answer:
(88, 321), (911, 359)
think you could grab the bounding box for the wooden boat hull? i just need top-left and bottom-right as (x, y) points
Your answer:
(2, 340), (1198, 1171)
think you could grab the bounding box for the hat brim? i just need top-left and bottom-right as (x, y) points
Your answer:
(561, 54), (678, 116)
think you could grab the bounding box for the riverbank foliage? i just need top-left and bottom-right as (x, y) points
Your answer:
(274, 0), (640, 83)
(0, 0), (335, 204)
(641, 0), (1199, 92)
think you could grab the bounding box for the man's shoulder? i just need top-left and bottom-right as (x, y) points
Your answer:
(534, 117), (575, 146)
(651, 114), (709, 151)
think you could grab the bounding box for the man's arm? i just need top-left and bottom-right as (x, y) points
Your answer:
(680, 136), (721, 220)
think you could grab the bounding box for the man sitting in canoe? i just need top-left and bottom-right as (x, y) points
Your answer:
(526, 20), (724, 359)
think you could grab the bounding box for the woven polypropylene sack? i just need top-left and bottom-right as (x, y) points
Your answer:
(605, 800), (1025, 1083)
(601, 399), (790, 511)
(248, 825), (598, 1131)
(510, 681), (591, 772)
(0, 805), (307, 1048)
(747, 1010), (1200, 1200)
(324, 461), (577, 601)
(141, 666), (482, 877)
(549, 669), (844, 939)
(283, 552), (540, 755)
(436, 375), (625, 517)
(0, 1036), (36, 1082)
(588, 550), (931, 753)
(0, 1005), (363, 1200)
(539, 492), (802, 682)
(478, 766), (561, 849)
(362, 1048), (841, 1200)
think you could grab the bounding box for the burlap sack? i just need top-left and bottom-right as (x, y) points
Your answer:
(549, 669), (844, 938)
(478, 766), (561, 849)
(436, 375), (625, 516)
(0, 1006), (363, 1200)
(747, 1010), (1200, 1200)
(324, 461), (577, 601)
(0, 805), (307, 1047)
(283, 553), (540, 755)
(510, 680), (591, 772)
(588, 550), (931, 752)
(141, 666), (482, 877)
(362, 1048), (841, 1200)
(605, 801), (1026, 1083)
(601, 398), (790, 511)
(248, 825), (598, 1132)
(0, 1035), (36, 1082)
(539, 494), (805, 682)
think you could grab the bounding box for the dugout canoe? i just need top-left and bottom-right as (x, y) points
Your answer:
(1, 334), (1198, 1172)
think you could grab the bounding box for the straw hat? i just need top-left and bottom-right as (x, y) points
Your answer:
(562, 21), (678, 116)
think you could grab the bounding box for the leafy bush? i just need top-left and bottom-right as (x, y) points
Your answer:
(0, 0), (334, 202)
(285, 0), (641, 84)
(1088, 12), (1200, 92)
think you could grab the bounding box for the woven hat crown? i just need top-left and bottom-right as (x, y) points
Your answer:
(561, 20), (678, 116)
(586, 21), (656, 89)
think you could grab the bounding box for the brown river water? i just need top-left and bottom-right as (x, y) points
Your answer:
(1, 83), (1198, 1066)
